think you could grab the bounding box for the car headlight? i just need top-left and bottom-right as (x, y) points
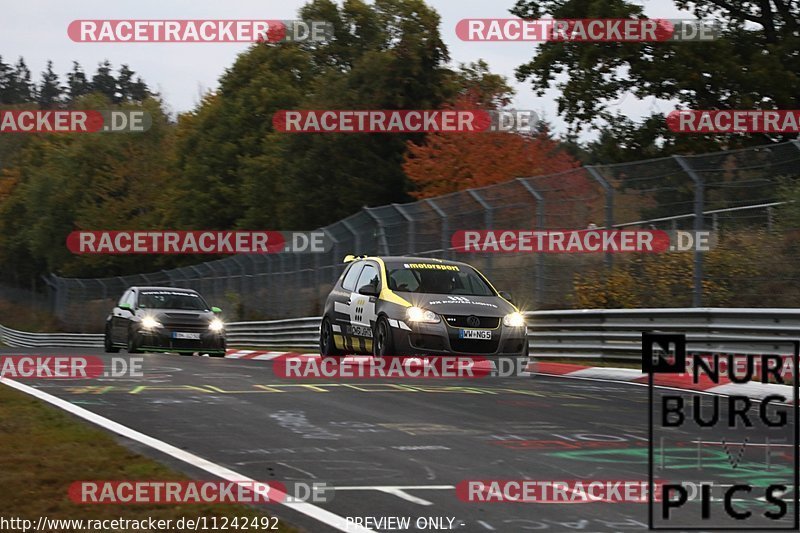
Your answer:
(141, 316), (162, 330)
(209, 318), (225, 332)
(406, 306), (440, 323)
(503, 312), (526, 328)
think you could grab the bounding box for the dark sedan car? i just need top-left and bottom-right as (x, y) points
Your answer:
(320, 255), (529, 358)
(104, 286), (226, 356)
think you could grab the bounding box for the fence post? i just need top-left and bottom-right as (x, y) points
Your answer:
(323, 228), (340, 284)
(516, 178), (545, 309)
(425, 198), (449, 259)
(341, 218), (361, 254)
(468, 189), (494, 277)
(393, 204), (415, 255)
(674, 155), (705, 307)
(363, 207), (390, 255)
(586, 166), (615, 269)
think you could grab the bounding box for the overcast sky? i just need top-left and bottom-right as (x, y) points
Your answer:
(1, 0), (691, 138)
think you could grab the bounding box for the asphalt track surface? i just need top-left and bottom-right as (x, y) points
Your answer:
(1, 347), (796, 533)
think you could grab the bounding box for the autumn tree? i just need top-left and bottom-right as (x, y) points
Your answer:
(403, 60), (577, 194)
(404, 116), (580, 199)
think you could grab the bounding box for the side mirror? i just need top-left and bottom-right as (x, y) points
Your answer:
(499, 291), (515, 305)
(211, 306), (222, 314)
(119, 303), (134, 313)
(358, 284), (380, 297)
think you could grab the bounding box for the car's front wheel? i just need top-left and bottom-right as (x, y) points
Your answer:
(127, 327), (141, 354)
(320, 317), (344, 357)
(104, 324), (120, 353)
(373, 317), (394, 357)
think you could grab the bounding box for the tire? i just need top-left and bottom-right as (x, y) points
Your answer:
(127, 328), (141, 354)
(319, 317), (344, 357)
(104, 324), (120, 353)
(373, 316), (394, 357)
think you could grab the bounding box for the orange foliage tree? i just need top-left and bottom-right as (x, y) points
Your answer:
(403, 98), (582, 199)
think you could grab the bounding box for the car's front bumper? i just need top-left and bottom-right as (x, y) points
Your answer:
(387, 319), (528, 357)
(137, 328), (226, 355)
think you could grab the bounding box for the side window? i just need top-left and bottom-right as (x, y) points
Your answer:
(355, 263), (380, 291)
(341, 264), (364, 292)
(118, 290), (130, 306)
(126, 291), (137, 308)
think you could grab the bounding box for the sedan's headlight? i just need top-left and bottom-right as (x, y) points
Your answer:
(209, 318), (225, 332)
(503, 312), (526, 328)
(141, 316), (162, 330)
(406, 306), (440, 323)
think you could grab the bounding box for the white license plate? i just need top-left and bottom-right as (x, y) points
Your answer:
(173, 332), (201, 340)
(459, 329), (492, 340)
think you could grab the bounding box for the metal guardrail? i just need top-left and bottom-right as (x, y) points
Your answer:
(0, 325), (104, 348)
(527, 308), (800, 360)
(2, 309), (799, 358)
(225, 317), (321, 349)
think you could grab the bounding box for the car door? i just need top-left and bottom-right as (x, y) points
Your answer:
(332, 262), (364, 350)
(346, 261), (380, 352)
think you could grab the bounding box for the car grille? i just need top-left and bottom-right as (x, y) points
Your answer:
(449, 337), (500, 354)
(161, 313), (208, 332)
(443, 315), (500, 328)
(164, 324), (208, 333)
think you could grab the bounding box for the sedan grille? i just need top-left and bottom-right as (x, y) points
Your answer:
(443, 315), (500, 328)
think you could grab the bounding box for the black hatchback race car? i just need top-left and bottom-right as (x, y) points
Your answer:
(320, 255), (529, 358)
(104, 286), (226, 356)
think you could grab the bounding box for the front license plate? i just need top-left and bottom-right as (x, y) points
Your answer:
(173, 332), (201, 340)
(459, 329), (492, 340)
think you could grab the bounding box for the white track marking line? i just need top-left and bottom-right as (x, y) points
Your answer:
(335, 485), (455, 489)
(335, 485), (453, 505)
(0, 377), (375, 533)
(376, 489), (434, 506)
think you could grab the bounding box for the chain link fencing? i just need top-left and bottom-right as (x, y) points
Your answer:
(46, 140), (800, 331)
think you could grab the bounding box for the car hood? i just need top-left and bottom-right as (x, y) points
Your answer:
(137, 309), (215, 322)
(400, 293), (514, 316)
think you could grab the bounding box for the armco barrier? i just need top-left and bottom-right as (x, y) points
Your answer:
(2, 309), (799, 358)
(528, 308), (800, 360)
(225, 317), (320, 349)
(0, 324), (104, 348)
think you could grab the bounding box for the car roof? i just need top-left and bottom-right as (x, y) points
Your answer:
(130, 286), (200, 293)
(347, 255), (472, 268)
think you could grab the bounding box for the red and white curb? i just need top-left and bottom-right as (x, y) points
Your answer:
(536, 362), (795, 402)
(225, 349), (302, 361)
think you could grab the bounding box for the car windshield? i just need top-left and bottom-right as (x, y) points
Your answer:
(385, 262), (495, 296)
(138, 291), (208, 310)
